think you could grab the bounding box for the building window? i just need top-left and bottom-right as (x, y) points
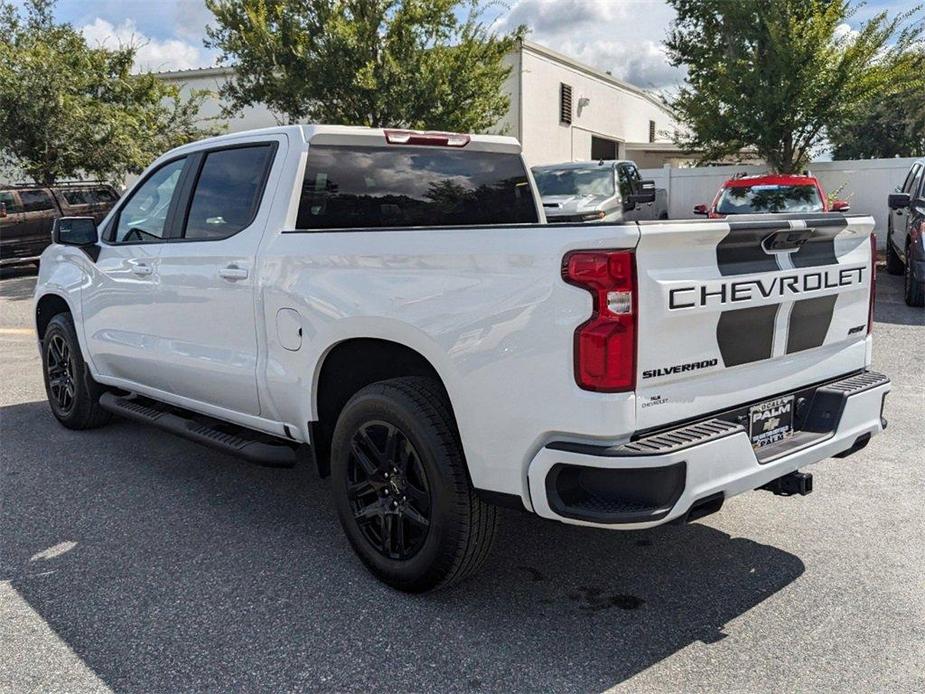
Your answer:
(649, 120), (657, 143)
(560, 83), (573, 125)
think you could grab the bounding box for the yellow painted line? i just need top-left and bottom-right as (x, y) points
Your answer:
(0, 328), (35, 336)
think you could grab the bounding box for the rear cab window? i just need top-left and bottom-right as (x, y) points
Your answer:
(296, 145), (538, 229)
(717, 184), (824, 215)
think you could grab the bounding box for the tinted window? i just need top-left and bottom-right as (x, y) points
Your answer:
(297, 145), (538, 229)
(113, 158), (185, 243)
(910, 166), (925, 201)
(93, 187), (118, 203)
(63, 190), (91, 205)
(0, 191), (21, 213)
(716, 184), (824, 214)
(902, 164), (921, 193)
(533, 167), (614, 197)
(20, 189), (54, 212)
(184, 145), (273, 240)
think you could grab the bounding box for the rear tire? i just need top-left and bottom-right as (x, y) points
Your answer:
(41, 313), (111, 430)
(904, 241), (924, 307)
(886, 235), (904, 275)
(330, 377), (497, 592)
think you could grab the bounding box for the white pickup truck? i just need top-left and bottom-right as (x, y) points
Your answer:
(35, 125), (890, 592)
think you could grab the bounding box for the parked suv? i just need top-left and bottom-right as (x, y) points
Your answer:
(886, 158), (925, 307)
(0, 183), (119, 266)
(694, 174), (850, 218)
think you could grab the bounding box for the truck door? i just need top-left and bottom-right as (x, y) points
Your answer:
(18, 189), (58, 256)
(153, 138), (282, 416)
(0, 191), (27, 263)
(81, 156), (188, 390)
(891, 163), (921, 255)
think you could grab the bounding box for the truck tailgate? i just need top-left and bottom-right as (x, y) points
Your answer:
(634, 214), (874, 430)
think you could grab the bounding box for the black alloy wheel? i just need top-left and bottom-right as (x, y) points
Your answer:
(348, 421), (432, 560)
(45, 333), (77, 415)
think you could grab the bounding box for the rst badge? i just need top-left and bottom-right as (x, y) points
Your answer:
(749, 395), (794, 449)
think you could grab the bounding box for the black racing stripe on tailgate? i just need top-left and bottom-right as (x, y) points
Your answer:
(716, 224), (781, 276)
(790, 223), (845, 268)
(787, 295), (837, 353)
(716, 304), (779, 366)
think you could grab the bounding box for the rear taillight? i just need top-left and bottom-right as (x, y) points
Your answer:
(868, 233), (876, 334)
(384, 129), (470, 147)
(563, 250), (637, 392)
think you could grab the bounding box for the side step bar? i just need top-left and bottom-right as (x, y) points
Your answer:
(99, 392), (299, 467)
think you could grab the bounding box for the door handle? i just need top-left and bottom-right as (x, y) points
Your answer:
(218, 265), (248, 281)
(132, 263), (153, 276)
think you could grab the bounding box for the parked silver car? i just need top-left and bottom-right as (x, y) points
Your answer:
(532, 160), (668, 223)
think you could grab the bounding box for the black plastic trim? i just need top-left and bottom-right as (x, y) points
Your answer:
(545, 461), (686, 524)
(100, 393), (298, 467)
(475, 489), (527, 511)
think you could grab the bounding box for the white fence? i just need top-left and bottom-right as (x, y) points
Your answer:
(641, 157), (919, 248)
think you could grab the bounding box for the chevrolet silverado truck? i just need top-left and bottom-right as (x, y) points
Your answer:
(532, 160), (669, 222)
(34, 125), (890, 592)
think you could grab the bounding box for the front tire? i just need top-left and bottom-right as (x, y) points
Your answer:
(41, 313), (111, 430)
(904, 241), (924, 307)
(330, 377), (497, 592)
(886, 233), (904, 275)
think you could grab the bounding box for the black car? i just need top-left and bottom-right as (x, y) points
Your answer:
(887, 159), (925, 306)
(0, 182), (119, 267)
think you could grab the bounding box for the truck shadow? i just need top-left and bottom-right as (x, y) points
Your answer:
(1, 400), (805, 692)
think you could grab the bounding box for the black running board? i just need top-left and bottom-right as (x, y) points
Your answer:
(99, 392), (299, 467)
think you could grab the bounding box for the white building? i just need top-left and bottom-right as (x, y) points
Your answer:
(157, 39), (686, 168)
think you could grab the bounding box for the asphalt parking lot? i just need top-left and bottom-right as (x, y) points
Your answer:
(1, 265), (923, 693)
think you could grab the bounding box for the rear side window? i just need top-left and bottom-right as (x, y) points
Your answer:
(62, 190), (91, 205)
(296, 145), (538, 229)
(93, 187), (118, 203)
(20, 189), (54, 212)
(183, 145), (274, 241)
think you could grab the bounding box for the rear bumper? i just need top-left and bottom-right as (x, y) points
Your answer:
(527, 371), (890, 529)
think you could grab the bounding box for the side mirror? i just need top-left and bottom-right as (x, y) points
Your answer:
(693, 203), (709, 216)
(0, 201), (6, 218)
(629, 179), (657, 204)
(831, 199), (850, 212)
(53, 217), (98, 246)
(888, 192), (911, 210)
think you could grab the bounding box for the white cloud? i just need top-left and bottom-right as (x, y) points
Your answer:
(80, 17), (212, 73)
(496, 0), (684, 90)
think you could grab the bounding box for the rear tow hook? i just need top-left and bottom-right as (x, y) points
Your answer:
(760, 470), (813, 497)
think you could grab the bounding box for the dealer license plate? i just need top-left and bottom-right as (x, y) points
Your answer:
(748, 395), (794, 449)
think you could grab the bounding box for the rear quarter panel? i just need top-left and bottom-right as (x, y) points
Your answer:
(258, 224), (640, 500)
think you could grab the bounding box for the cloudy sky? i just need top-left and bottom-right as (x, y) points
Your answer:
(20, 0), (924, 89)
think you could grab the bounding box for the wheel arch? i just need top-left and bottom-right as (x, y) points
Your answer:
(35, 293), (73, 341)
(309, 337), (458, 478)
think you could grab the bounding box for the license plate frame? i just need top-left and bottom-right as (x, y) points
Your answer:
(748, 395), (795, 449)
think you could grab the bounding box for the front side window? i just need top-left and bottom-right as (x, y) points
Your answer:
(716, 184), (824, 215)
(113, 158), (186, 243)
(902, 164), (922, 193)
(0, 191), (21, 214)
(183, 145), (274, 240)
(533, 167), (614, 197)
(297, 145), (538, 229)
(20, 189), (54, 212)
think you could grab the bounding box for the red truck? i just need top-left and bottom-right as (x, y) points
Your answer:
(694, 174), (850, 218)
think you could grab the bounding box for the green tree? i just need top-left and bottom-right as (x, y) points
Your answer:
(664, 0), (924, 172)
(205, 0), (524, 131)
(0, 0), (219, 185)
(829, 79), (925, 159)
